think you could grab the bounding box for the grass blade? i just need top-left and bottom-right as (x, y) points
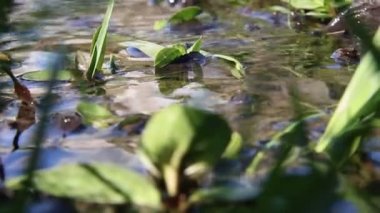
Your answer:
(86, 0), (114, 81)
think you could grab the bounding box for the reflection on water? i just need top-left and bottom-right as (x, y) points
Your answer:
(0, 0), (352, 181)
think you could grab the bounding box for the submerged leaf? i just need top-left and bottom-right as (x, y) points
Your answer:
(283, 0), (325, 10)
(77, 101), (118, 127)
(6, 163), (161, 208)
(86, 0), (114, 80)
(140, 104), (232, 196)
(21, 70), (75, 82)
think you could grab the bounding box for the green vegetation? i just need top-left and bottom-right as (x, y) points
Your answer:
(2, 0), (380, 212)
(121, 38), (245, 79)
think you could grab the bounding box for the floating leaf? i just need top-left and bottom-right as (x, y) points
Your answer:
(6, 163), (161, 208)
(21, 70), (75, 82)
(86, 0), (114, 80)
(119, 40), (165, 59)
(140, 104), (232, 196)
(77, 101), (118, 127)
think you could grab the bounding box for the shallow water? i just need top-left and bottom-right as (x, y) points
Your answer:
(0, 0), (354, 187)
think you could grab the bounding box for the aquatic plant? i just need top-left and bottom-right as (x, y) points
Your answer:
(86, 0), (114, 81)
(121, 37), (246, 79)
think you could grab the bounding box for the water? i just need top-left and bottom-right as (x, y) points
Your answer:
(0, 0), (367, 211)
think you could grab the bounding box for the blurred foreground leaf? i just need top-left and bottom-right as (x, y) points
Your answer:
(6, 163), (161, 208)
(140, 104), (232, 196)
(315, 29), (380, 165)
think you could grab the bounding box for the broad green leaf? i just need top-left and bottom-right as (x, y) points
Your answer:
(154, 46), (185, 68)
(77, 101), (118, 127)
(86, 0), (114, 80)
(154, 6), (202, 30)
(119, 40), (165, 58)
(21, 70), (75, 82)
(6, 163), (161, 208)
(283, 0), (325, 10)
(212, 54), (245, 79)
(187, 37), (203, 53)
(315, 29), (380, 164)
(140, 104), (232, 196)
(169, 6), (203, 24)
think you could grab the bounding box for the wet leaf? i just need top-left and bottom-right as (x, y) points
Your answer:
(283, 0), (325, 10)
(0, 52), (10, 62)
(21, 70), (75, 82)
(212, 54), (245, 79)
(86, 0), (114, 81)
(154, 45), (186, 68)
(140, 104), (232, 196)
(187, 37), (203, 53)
(169, 6), (203, 24)
(77, 101), (118, 128)
(119, 40), (165, 58)
(6, 163), (161, 208)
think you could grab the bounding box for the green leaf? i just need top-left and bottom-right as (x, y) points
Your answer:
(21, 70), (76, 81)
(169, 6), (203, 24)
(140, 104), (232, 196)
(154, 6), (202, 30)
(154, 46), (185, 68)
(77, 101), (118, 127)
(119, 40), (165, 58)
(222, 131), (243, 159)
(212, 54), (245, 79)
(6, 163), (161, 208)
(283, 0), (325, 10)
(315, 29), (380, 165)
(154, 20), (168, 30)
(86, 0), (114, 81)
(187, 37), (203, 53)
